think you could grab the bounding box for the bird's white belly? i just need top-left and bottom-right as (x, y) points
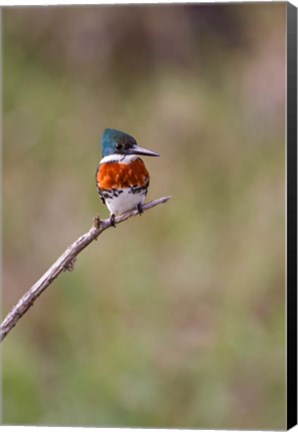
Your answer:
(105, 188), (146, 215)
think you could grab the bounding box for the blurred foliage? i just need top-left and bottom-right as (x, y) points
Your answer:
(2, 3), (286, 429)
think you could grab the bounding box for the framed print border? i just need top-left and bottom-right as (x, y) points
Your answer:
(287, 2), (297, 429)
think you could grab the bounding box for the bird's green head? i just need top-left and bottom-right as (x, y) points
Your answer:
(101, 128), (159, 158)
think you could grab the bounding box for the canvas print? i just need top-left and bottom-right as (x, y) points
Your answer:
(2, 3), (288, 429)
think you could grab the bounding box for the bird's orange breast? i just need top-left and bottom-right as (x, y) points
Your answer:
(97, 158), (150, 189)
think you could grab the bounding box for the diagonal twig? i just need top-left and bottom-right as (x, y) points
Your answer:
(1, 195), (171, 342)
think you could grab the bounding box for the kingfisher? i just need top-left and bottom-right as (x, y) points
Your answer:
(96, 128), (160, 226)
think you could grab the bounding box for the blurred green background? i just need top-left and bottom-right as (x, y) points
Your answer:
(3, 3), (286, 429)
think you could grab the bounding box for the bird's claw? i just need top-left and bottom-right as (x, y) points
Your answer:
(110, 214), (117, 227)
(137, 203), (143, 215)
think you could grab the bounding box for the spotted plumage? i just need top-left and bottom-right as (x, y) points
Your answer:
(96, 129), (159, 224)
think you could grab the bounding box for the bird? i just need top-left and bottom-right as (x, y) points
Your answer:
(96, 128), (160, 226)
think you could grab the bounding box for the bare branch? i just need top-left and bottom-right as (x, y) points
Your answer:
(1, 196), (171, 342)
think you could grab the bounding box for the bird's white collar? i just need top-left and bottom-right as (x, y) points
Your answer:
(100, 154), (138, 164)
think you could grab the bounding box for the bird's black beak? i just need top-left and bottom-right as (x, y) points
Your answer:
(127, 145), (160, 157)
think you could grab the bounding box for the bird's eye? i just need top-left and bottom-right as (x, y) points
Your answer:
(116, 143), (123, 150)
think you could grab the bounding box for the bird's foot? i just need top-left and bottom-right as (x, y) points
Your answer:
(137, 203), (143, 215)
(110, 214), (117, 227)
